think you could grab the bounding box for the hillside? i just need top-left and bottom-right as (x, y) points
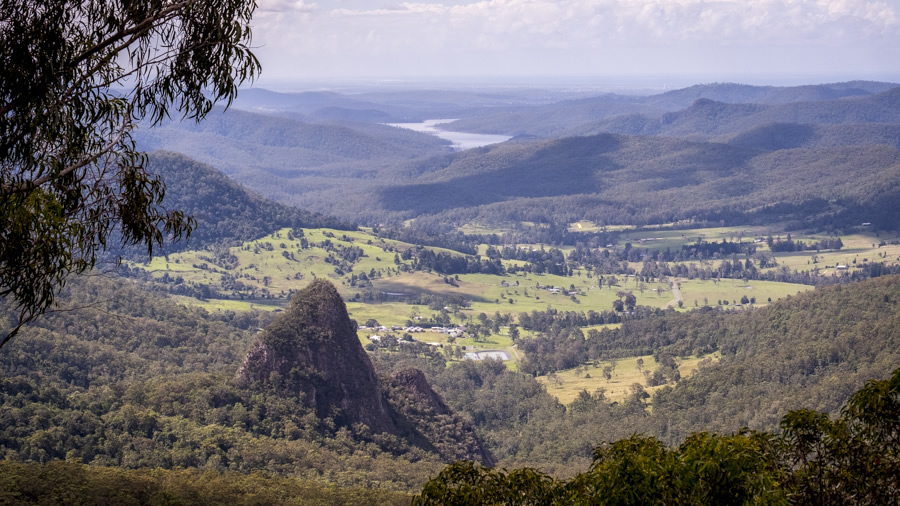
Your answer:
(0, 276), (487, 491)
(138, 151), (351, 254)
(237, 280), (402, 434)
(2, 251), (899, 491)
(229, 87), (598, 122)
(722, 122), (900, 151)
(135, 106), (453, 206)
(443, 81), (898, 137)
(441, 97), (664, 137)
(362, 132), (900, 229)
(364, 275), (900, 468)
(129, 82), (900, 231)
(577, 86), (900, 138)
(238, 279), (492, 464)
(642, 80), (895, 109)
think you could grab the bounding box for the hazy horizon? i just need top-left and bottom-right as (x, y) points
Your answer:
(248, 72), (900, 94)
(252, 0), (900, 89)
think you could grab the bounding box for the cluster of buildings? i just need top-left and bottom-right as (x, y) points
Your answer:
(361, 324), (467, 344)
(428, 325), (467, 338)
(534, 284), (578, 296)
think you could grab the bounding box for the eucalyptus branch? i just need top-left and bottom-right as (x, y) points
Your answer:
(0, 0), (258, 350)
(1, 114), (130, 194)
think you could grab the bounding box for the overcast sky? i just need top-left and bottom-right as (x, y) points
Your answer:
(251, 0), (900, 87)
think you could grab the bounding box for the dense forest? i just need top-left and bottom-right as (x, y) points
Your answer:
(0, 278), (447, 491)
(4, 274), (897, 499)
(416, 367), (900, 504)
(141, 152), (354, 254)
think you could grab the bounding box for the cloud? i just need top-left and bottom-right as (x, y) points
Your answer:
(331, 4), (445, 16)
(250, 0), (900, 79)
(326, 0), (898, 43)
(258, 0), (318, 13)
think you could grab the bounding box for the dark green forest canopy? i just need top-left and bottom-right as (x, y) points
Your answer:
(0, 272), (899, 498)
(415, 367), (900, 505)
(0, 461), (411, 505)
(140, 152), (354, 254)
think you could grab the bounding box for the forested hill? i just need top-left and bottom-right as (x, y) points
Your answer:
(228, 87), (592, 122)
(0, 277), (460, 491)
(135, 105), (452, 179)
(575, 86), (900, 138)
(364, 276), (900, 468)
(0, 264), (898, 493)
(630, 274), (900, 441)
(125, 82), (900, 231)
(144, 151), (352, 253)
(368, 132), (900, 229)
(642, 80), (896, 109)
(723, 122), (900, 151)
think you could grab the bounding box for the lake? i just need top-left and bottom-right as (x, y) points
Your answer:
(385, 119), (512, 150)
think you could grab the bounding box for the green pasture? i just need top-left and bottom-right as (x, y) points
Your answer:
(537, 353), (719, 405)
(458, 223), (513, 235)
(762, 242), (900, 275)
(132, 225), (895, 361)
(133, 227), (470, 299)
(457, 221), (549, 236)
(566, 220), (693, 233)
(618, 225), (776, 252)
(166, 295), (284, 313)
(676, 279), (811, 307)
(617, 226), (900, 267)
(581, 323), (623, 332)
(567, 221), (605, 233)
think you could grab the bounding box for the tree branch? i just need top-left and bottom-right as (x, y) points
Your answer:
(1, 114), (130, 194)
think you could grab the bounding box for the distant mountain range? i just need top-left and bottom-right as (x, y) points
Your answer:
(137, 81), (900, 232)
(571, 86), (900, 138)
(446, 81), (900, 137)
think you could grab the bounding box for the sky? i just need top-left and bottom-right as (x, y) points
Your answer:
(251, 0), (900, 87)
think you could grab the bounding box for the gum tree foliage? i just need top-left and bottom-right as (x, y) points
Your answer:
(0, 0), (259, 346)
(415, 368), (900, 505)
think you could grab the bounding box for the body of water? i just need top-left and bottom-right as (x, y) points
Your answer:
(385, 119), (511, 150)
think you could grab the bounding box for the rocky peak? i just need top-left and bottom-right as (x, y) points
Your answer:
(237, 279), (398, 435)
(237, 280), (493, 465)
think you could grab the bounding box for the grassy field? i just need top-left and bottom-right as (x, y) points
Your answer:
(761, 240), (900, 275)
(566, 221), (692, 233)
(135, 227), (468, 298)
(167, 295), (285, 313)
(618, 225), (778, 252)
(676, 279), (812, 308)
(536, 352), (720, 405)
(129, 223), (897, 382)
(130, 223), (851, 325)
(613, 225), (900, 283)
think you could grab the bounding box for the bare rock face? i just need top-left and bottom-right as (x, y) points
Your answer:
(387, 369), (494, 466)
(237, 279), (398, 435)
